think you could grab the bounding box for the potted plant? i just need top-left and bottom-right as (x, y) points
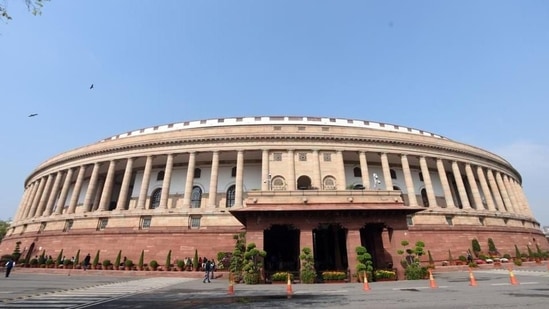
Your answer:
(355, 246), (373, 282)
(374, 269), (397, 281)
(102, 259), (112, 270)
(176, 259), (185, 271)
(242, 242), (266, 284)
(124, 259), (134, 270)
(271, 272), (292, 283)
(322, 271), (347, 282)
(299, 247), (316, 284)
(150, 260), (159, 271)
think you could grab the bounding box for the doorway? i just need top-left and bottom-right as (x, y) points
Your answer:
(313, 223), (348, 271)
(264, 224), (300, 272)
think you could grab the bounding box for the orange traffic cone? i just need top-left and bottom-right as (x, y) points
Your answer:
(286, 273), (293, 296)
(428, 269), (438, 288)
(468, 268), (477, 287)
(363, 271), (371, 291)
(508, 267), (519, 286)
(227, 272), (235, 295)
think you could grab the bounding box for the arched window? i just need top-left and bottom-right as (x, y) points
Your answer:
(421, 188), (429, 207)
(226, 185), (236, 208)
(231, 167), (237, 177)
(191, 186), (202, 208)
(194, 168), (201, 179)
(353, 167), (362, 177)
(322, 176), (336, 190)
(150, 188), (161, 209)
(297, 175), (312, 190)
(157, 171), (165, 181)
(271, 176), (286, 191)
(390, 169), (397, 179)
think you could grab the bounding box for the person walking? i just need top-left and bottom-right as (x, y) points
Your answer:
(202, 259), (212, 283)
(5, 258), (14, 278)
(83, 253), (91, 271)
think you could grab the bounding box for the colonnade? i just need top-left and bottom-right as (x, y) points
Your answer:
(13, 149), (532, 223)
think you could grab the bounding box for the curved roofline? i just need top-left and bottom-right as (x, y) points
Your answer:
(99, 116), (449, 142)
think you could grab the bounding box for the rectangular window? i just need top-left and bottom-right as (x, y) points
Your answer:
(298, 152), (307, 161)
(97, 218), (108, 231)
(445, 216), (454, 226)
(140, 216), (152, 229)
(419, 172), (424, 182)
(38, 222), (46, 234)
(406, 215), (413, 226)
(20, 224), (27, 235)
(189, 216), (201, 229)
(323, 152), (332, 162)
(479, 217), (485, 226)
(63, 219), (73, 232)
(298, 126), (306, 131)
(273, 153), (282, 161)
(273, 126), (282, 131)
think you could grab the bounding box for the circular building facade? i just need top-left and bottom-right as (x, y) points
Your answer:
(1, 116), (546, 274)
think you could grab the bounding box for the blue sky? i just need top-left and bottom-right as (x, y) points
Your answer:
(1, 1), (548, 225)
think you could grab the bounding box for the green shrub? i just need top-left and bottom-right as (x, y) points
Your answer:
(271, 272), (292, 282)
(125, 259), (134, 268)
(150, 260), (158, 269)
(102, 259), (111, 267)
(299, 247), (316, 284)
(404, 264), (428, 280)
(322, 271), (347, 280)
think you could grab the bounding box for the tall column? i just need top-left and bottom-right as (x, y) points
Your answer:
(380, 153), (393, 190)
(44, 171), (63, 216)
(419, 156), (437, 208)
(486, 169), (505, 211)
(56, 168), (74, 215)
(20, 183), (37, 220)
(28, 178), (46, 217)
(476, 166), (496, 211)
(401, 154), (417, 206)
(312, 150), (321, 189)
(287, 150), (296, 190)
(509, 180), (524, 215)
(436, 159), (455, 208)
(235, 150), (244, 207)
(83, 163), (100, 213)
(261, 150), (269, 191)
(14, 186), (31, 221)
(495, 172), (512, 213)
(36, 174), (54, 217)
(116, 158), (134, 211)
(336, 150), (346, 190)
(503, 175), (518, 213)
(208, 151), (220, 207)
(159, 154), (174, 209)
(464, 163), (483, 210)
(359, 151), (370, 189)
(98, 160), (117, 211)
(451, 161), (471, 209)
(91, 177), (104, 211)
(514, 182), (533, 217)
(68, 165), (86, 214)
(182, 153), (196, 208)
(137, 156), (153, 210)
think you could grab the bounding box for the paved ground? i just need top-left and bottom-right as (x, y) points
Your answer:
(0, 266), (548, 308)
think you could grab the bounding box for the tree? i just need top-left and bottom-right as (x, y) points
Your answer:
(299, 247), (316, 284)
(1, 0), (49, 22)
(0, 219), (10, 241)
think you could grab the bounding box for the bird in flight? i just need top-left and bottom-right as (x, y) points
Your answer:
(90, 84), (94, 89)
(28, 113), (38, 117)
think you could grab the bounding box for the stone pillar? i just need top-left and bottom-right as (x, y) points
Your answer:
(486, 169), (505, 211)
(208, 151), (220, 208)
(495, 172), (512, 213)
(14, 186), (31, 221)
(68, 165), (86, 214)
(476, 166), (495, 211)
(261, 149), (269, 191)
(514, 182), (533, 217)
(91, 177), (104, 211)
(288, 150), (296, 190)
(28, 177), (46, 217)
(436, 159), (455, 208)
(56, 168), (74, 215)
(346, 229), (363, 278)
(83, 163), (101, 213)
(401, 154), (417, 206)
(44, 171), (63, 216)
(451, 161), (471, 209)
(299, 229), (314, 254)
(419, 156), (437, 208)
(182, 153), (196, 208)
(312, 150), (321, 189)
(116, 158), (134, 211)
(21, 182), (38, 219)
(36, 174), (54, 217)
(137, 156), (153, 210)
(336, 150), (346, 190)
(503, 175), (518, 214)
(235, 150), (244, 207)
(509, 180), (525, 215)
(99, 160), (117, 211)
(159, 154), (174, 209)
(464, 163), (483, 210)
(380, 153), (393, 190)
(359, 151), (370, 189)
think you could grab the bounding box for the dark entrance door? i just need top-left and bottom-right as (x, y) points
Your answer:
(264, 224), (300, 272)
(360, 224), (386, 269)
(313, 223), (348, 271)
